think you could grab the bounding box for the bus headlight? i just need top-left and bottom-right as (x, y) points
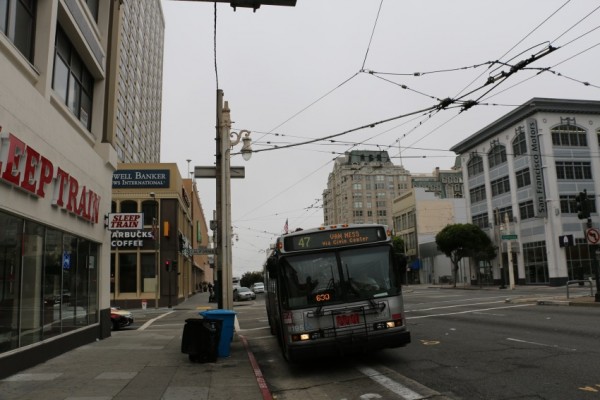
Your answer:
(373, 320), (402, 330)
(291, 331), (322, 342)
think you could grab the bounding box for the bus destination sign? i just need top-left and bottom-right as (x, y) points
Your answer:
(283, 226), (387, 252)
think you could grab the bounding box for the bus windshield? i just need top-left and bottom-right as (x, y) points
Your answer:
(281, 245), (399, 309)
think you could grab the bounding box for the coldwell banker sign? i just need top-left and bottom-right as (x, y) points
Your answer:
(112, 169), (170, 188)
(527, 118), (546, 217)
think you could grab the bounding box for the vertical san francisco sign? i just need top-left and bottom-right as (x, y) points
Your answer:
(527, 118), (546, 217)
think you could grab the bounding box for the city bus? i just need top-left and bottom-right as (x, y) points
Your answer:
(264, 224), (410, 362)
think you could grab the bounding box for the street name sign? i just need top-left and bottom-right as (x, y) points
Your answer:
(194, 166), (245, 179)
(501, 234), (518, 240)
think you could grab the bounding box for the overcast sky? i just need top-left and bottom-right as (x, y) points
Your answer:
(159, 0), (600, 277)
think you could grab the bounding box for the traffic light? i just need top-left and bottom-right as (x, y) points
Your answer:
(165, 260), (171, 272)
(576, 190), (591, 220)
(172, 260), (178, 272)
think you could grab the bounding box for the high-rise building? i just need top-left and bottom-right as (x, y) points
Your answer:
(113, 0), (164, 163)
(323, 150), (411, 227)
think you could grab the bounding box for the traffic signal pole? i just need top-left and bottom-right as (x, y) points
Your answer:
(577, 190), (600, 302)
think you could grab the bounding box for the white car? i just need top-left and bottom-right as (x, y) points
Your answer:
(250, 282), (265, 294)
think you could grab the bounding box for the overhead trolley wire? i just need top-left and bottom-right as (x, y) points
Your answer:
(361, 0), (384, 70)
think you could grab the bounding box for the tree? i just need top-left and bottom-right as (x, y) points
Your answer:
(392, 236), (405, 255)
(435, 223), (493, 287)
(240, 271), (264, 288)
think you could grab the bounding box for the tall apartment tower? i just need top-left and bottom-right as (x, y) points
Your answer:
(114, 0), (165, 163)
(323, 150), (411, 227)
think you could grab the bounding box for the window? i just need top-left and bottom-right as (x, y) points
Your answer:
(467, 155), (484, 177)
(53, 26), (94, 131)
(488, 144), (507, 168)
(1, 0), (35, 61)
(377, 210), (387, 217)
(472, 213), (489, 229)
(561, 194), (597, 214)
(560, 194), (578, 214)
(142, 200), (157, 225)
(491, 176), (510, 196)
(519, 200), (535, 220)
(353, 201), (363, 209)
(556, 161), (592, 180)
(353, 210), (363, 217)
(120, 200), (137, 213)
(515, 168), (531, 188)
(523, 241), (549, 284)
(469, 185), (486, 203)
(352, 183), (362, 190)
(551, 124), (587, 147)
(513, 127), (527, 157)
(495, 206), (513, 223)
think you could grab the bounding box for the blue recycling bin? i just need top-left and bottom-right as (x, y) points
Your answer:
(199, 309), (237, 357)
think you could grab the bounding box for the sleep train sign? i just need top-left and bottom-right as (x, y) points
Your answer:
(107, 213), (143, 230)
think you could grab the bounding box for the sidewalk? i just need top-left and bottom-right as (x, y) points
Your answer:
(0, 291), (269, 400)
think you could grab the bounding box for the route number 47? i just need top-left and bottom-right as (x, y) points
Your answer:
(297, 237), (311, 248)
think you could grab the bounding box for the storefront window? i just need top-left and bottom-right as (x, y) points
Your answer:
(61, 234), (80, 332)
(0, 212), (23, 352)
(119, 253), (137, 293)
(20, 221), (45, 346)
(0, 211), (99, 355)
(43, 228), (63, 339)
(141, 253), (156, 293)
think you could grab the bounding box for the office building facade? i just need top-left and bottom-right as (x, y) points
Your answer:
(323, 150), (411, 227)
(110, 164), (213, 309)
(451, 98), (600, 286)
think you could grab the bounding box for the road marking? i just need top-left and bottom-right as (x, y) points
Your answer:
(237, 326), (271, 332)
(506, 337), (577, 351)
(407, 303), (533, 319)
(357, 366), (424, 400)
(406, 300), (507, 312)
(138, 311), (174, 330)
(579, 386), (599, 392)
(420, 340), (440, 346)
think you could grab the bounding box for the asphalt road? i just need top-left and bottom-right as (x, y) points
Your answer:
(239, 286), (600, 400)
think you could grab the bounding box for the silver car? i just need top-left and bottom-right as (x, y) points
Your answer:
(233, 287), (256, 301)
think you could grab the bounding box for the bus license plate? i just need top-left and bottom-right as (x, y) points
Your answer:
(335, 313), (360, 327)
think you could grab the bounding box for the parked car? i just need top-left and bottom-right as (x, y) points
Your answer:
(110, 307), (134, 330)
(250, 282), (265, 294)
(233, 286), (256, 301)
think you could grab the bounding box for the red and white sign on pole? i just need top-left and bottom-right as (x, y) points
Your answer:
(585, 227), (600, 245)
(107, 213), (143, 230)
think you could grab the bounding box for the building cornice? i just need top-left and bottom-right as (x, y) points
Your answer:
(450, 97), (600, 154)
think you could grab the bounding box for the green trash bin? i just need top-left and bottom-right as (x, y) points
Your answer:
(199, 309), (236, 357)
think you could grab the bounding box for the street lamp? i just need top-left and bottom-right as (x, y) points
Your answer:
(150, 192), (159, 309)
(216, 95), (251, 310)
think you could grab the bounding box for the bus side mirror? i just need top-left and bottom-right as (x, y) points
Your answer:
(266, 256), (278, 276)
